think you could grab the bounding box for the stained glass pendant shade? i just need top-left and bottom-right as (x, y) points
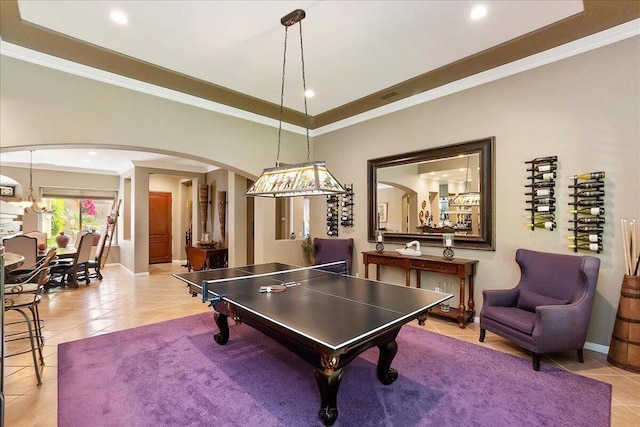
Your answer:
(245, 9), (345, 198)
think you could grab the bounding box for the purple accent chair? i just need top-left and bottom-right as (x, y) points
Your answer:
(479, 249), (600, 371)
(313, 238), (354, 275)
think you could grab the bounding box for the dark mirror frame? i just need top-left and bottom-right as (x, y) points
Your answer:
(367, 136), (495, 250)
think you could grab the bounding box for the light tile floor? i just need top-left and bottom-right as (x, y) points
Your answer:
(3, 262), (639, 426)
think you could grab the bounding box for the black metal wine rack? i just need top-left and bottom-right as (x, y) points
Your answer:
(326, 194), (339, 236)
(525, 156), (558, 231)
(568, 171), (605, 253)
(340, 184), (354, 227)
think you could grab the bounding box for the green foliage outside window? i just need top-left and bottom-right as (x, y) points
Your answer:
(47, 199), (66, 247)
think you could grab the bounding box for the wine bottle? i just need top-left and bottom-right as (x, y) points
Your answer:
(571, 199), (604, 207)
(568, 234), (602, 243)
(525, 214), (555, 220)
(568, 181), (604, 189)
(525, 188), (554, 197)
(576, 190), (605, 198)
(569, 207), (605, 215)
(568, 243), (602, 252)
(526, 197), (555, 205)
(569, 217), (605, 224)
(530, 221), (555, 229)
(531, 172), (556, 180)
(568, 226), (603, 233)
(571, 171), (605, 180)
(526, 205), (554, 213)
(525, 156), (558, 164)
(525, 181), (555, 188)
(527, 164), (557, 173)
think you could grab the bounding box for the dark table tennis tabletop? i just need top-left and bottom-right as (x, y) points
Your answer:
(174, 262), (449, 352)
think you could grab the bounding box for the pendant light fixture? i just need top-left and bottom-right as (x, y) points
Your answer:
(246, 9), (345, 198)
(10, 151), (48, 214)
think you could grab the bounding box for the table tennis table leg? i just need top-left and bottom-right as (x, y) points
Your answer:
(314, 366), (343, 426)
(213, 313), (230, 345)
(376, 340), (398, 385)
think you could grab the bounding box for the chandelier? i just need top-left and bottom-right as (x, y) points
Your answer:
(11, 151), (48, 214)
(246, 9), (345, 198)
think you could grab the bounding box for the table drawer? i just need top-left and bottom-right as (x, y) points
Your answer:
(410, 260), (458, 275)
(366, 255), (408, 267)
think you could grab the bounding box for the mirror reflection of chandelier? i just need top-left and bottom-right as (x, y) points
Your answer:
(246, 9), (345, 198)
(10, 151), (48, 214)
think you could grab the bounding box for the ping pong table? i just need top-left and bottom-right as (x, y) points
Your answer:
(174, 262), (451, 426)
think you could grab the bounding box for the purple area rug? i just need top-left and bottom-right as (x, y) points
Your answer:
(58, 313), (611, 426)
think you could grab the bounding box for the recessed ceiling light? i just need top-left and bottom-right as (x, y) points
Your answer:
(88, 151), (97, 155)
(110, 10), (128, 25)
(470, 5), (487, 21)
(304, 89), (315, 98)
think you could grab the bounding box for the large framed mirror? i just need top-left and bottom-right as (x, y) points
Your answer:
(368, 137), (495, 250)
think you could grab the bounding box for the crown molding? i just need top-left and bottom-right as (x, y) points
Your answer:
(2, 19), (638, 138)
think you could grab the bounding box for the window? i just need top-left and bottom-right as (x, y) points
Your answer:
(40, 187), (117, 247)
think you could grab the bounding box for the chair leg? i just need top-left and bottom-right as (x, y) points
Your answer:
(29, 304), (45, 364)
(532, 353), (541, 371)
(479, 328), (486, 342)
(577, 348), (584, 363)
(11, 307), (43, 385)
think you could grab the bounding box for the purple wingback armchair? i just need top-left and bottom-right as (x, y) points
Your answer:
(313, 238), (354, 275)
(479, 249), (600, 371)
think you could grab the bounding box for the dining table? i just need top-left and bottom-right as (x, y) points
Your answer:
(3, 251), (25, 271)
(38, 247), (77, 260)
(52, 247), (77, 259)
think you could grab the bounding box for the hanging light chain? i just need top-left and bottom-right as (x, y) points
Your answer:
(298, 20), (311, 161)
(26, 150), (47, 214)
(276, 26), (290, 167)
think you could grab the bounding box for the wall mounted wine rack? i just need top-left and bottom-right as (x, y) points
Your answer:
(340, 184), (354, 228)
(568, 171), (605, 253)
(525, 156), (558, 231)
(326, 184), (354, 237)
(326, 194), (339, 236)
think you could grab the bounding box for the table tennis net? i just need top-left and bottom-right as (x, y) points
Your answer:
(199, 261), (348, 302)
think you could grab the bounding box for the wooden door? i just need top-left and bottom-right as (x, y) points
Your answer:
(149, 191), (172, 264)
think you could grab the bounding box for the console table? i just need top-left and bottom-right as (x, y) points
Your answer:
(362, 251), (478, 328)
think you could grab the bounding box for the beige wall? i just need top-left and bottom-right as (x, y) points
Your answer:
(1, 36), (638, 347)
(313, 36), (640, 348)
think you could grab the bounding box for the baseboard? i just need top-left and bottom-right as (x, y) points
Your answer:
(584, 341), (609, 354)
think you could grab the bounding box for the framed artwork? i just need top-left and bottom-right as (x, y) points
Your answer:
(377, 202), (388, 223)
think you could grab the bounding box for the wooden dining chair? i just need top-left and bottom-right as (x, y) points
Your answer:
(50, 233), (94, 288)
(3, 234), (39, 283)
(87, 230), (108, 280)
(185, 246), (208, 272)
